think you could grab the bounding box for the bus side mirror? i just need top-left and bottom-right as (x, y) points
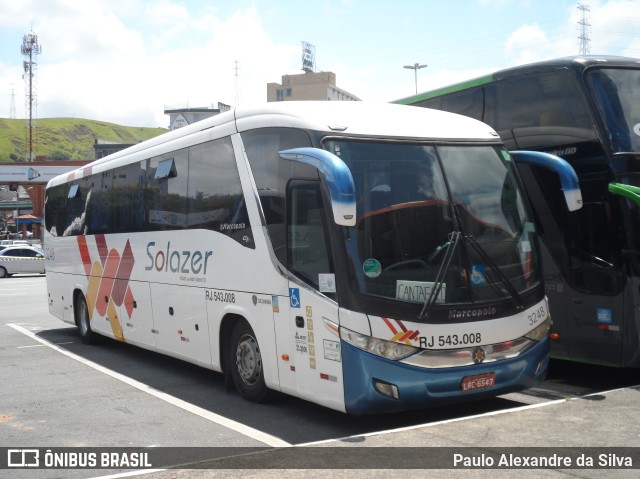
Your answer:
(278, 147), (357, 226)
(511, 150), (583, 211)
(609, 182), (640, 206)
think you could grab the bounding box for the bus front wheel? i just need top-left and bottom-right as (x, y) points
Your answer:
(75, 294), (96, 344)
(228, 320), (270, 403)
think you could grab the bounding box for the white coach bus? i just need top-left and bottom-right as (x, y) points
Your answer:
(44, 102), (579, 414)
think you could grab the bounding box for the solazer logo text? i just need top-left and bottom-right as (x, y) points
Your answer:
(145, 241), (213, 275)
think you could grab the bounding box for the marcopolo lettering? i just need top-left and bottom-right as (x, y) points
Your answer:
(145, 241), (213, 275)
(448, 307), (497, 320)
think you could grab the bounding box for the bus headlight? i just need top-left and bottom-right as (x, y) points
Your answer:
(340, 326), (420, 360)
(524, 317), (551, 342)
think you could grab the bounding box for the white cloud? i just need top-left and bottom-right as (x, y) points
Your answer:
(590, 0), (640, 55)
(504, 23), (553, 65)
(3, 2), (300, 127)
(3, 0), (640, 129)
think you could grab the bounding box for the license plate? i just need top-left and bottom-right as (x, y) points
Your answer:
(461, 372), (496, 391)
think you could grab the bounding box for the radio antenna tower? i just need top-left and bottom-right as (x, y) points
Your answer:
(9, 85), (16, 119)
(21, 30), (42, 161)
(302, 41), (316, 73)
(578, 3), (591, 55)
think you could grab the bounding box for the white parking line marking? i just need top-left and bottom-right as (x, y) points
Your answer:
(87, 469), (166, 478)
(17, 341), (74, 349)
(8, 323), (291, 448)
(298, 398), (569, 446)
(298, 386), (640, 447)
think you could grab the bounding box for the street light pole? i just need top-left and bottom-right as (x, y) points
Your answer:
(15, 189), (19, 237)
(403, 62), (428, 94)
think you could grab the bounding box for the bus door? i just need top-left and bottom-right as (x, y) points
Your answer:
(285, 180), (345, 411)
(563, 179), (624, 365)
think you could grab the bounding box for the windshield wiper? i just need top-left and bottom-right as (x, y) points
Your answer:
(419, 230), (460, 320)
(419, 201), (466, 320)
(418, 203), (524, 320)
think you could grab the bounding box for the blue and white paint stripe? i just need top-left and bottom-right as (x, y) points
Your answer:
(279, 147), (357, 225)
(511, 150), (583, 211)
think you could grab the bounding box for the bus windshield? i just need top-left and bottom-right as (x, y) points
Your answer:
(587, 67), (640, 154)
(324, 140), (539, 308)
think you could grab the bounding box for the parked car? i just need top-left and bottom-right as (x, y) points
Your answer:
(15, 232), (34, 239)
(0, 245), (45, 277)
(0, 239), (30, 247)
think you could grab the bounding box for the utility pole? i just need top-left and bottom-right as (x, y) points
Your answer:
(404, 63), (427, 95)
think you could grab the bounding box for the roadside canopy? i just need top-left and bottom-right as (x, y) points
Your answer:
(16, 214), (41, 225)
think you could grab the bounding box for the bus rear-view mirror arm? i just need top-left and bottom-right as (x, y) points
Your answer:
(609, 182), (640, 207)
(278, 147), (357, 226)
(511, 150), (583, 211)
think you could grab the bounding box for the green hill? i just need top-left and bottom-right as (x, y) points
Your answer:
(0, 117), (167, 162)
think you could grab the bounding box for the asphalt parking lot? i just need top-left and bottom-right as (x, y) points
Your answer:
(2, 276), (639, 479)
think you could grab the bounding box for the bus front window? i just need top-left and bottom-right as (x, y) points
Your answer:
(587, 68), (640, 154)
(323, 140), (540, 309)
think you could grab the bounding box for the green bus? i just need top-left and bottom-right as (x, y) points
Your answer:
(397, 56), (640, 367)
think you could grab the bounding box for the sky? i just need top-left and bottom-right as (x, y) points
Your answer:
(1, 0), (640, 128)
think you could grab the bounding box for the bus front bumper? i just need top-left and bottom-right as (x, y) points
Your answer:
(341, 337), (549, 415)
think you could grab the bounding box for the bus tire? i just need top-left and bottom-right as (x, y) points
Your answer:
(228, 319), (271, 403)
(75, 293), (97, 344)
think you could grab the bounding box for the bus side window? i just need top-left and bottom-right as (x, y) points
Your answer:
(111, 161), (146, 233)
(287, 181), (333, 291)
(441, 87), (484, 121)
(242, 127), (313, 265)
(145, 150), (188, 230)
(87, 172), (112, 235)
(415, 97), (441, 110)
(63, 178), (89, 236)
(44, 183), (66, 237)
(494, 72), (596, 149)
(565, 181), (623, 295)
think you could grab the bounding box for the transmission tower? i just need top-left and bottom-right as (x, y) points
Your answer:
(9, 85), (16, 119)
(21, 31), (42, 161)
(578, 3), (591, 55)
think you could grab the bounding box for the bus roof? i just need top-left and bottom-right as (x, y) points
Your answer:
(47, 101), (500, 188)
(232, 101), (497, 139)
(394, 55), (640, 105)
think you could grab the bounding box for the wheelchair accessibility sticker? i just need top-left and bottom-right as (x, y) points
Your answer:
(470, 264), (486, 286)
(289, 288), (301, 308)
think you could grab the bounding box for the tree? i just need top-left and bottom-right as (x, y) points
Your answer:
(49, 150), (71, 161)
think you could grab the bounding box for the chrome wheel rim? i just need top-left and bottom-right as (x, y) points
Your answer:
(235, 334), (262, 386)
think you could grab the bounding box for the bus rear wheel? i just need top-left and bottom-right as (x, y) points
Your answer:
(228, 320), (270, 403)
(75, 294), (97, 344)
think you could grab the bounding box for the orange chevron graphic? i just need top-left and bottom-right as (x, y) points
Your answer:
(77, 235), (135, 342)
(382, 317), (420, 345)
